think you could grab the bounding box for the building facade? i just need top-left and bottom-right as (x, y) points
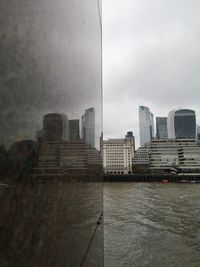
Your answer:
(69, 120), (80, 141)
(132, 147), (150, 165)
(156, 117), (168, 139)
(103, 137), (135, 174)
(149, 139), (200, 173)
(139, 106), (154, 147)
(196, 125), (200, 144)
(167, 109), (196, 139)
(132, 147), (150, 173)
(82, 108), (95, 148)
(43, 113), (69, 142)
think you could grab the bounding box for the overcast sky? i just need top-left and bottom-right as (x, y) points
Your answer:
(103, 0), (200, 148)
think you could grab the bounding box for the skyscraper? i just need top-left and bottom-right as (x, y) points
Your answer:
(82, 107), (95, 148)
(156, 117), (168, 139)
(69, 120), (80, 141)
(196, 125), (200, 143)
(167, 109), (196, 139)
(139, 106), (154, 147)
(150, 112), (155, 139)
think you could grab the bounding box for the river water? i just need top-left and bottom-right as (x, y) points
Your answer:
(104, 183), (200, 267)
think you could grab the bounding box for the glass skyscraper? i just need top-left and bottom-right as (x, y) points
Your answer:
(156, 117), (168, 139)
(167, 109), (196, 139)
(139, 106), (154, 147)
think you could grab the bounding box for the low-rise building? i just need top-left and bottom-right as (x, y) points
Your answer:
(132, 147), (149, 165)
(132, 147), (150, 173)
(149, 139), (200, 174)
(103, 134), (135, 174)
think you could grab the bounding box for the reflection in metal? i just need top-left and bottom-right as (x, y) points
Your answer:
(0, 0), (103, 266)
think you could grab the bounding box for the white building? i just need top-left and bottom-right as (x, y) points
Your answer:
(139, 106), (154, 147)
(103, 136), (135, 174)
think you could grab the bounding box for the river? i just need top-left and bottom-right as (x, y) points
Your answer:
(104, 182), (200, 267)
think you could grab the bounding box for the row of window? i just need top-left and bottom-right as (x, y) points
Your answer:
(106, 171), (132, 174)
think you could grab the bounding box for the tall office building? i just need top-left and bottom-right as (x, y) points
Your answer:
(139, 106), (154, 147)
(69, 120), (80, 141)
(82, 107), (95, 148)
(150, 112), (155, 138)
(156, 117), (168, 139)
(197, 125), (200, 143)
(167, 109), (196, 139)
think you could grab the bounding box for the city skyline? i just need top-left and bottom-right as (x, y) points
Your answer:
(103, 0), (200, 147)
(104, 104), (200, 148)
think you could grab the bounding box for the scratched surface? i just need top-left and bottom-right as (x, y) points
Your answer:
(0, 181), (103, 267)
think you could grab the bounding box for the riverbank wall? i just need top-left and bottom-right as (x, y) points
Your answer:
(103, 174), (200, 182)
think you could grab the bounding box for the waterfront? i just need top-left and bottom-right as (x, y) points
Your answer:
(104, 183), (200, 267)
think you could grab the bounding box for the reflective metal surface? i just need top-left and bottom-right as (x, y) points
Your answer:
(0, 0), (103, 266)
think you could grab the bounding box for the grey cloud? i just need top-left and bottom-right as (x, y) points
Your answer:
(103, 0), (200, 146)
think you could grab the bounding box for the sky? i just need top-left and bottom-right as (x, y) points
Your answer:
(103, 0), (200, 148)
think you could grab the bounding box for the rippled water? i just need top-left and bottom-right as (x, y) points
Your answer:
(104, 183), (200, 267)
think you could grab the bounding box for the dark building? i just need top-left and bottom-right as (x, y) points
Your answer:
(156, 117), (168, 139)
(69, 120), (80, 141)
(125, 131), (135, 153)
(9, 140), (38, 177)
(197, 125), (200, 144)
(36, 128), (44, 144)
(126, 131), (133, 138)
(168, 109), (196, 139)
(43, 113), (69, 142)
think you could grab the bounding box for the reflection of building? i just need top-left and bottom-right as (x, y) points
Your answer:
(0, 0), (103, 266)
(10, 140), (38, 177)
(103, 134), (135, 175)
(34, 140), (102, 176)
(33, 112), (102, 176)
(156, 117), (168, 139)
(36, 129), (44, 144)
(82, 108), (95, 148)
(139, 106), (154, 147)
(69, 120), (80, 141)
(149, 139), (200, 174)
(167, 109), (196, 139)
(43, 113), (69, 142)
